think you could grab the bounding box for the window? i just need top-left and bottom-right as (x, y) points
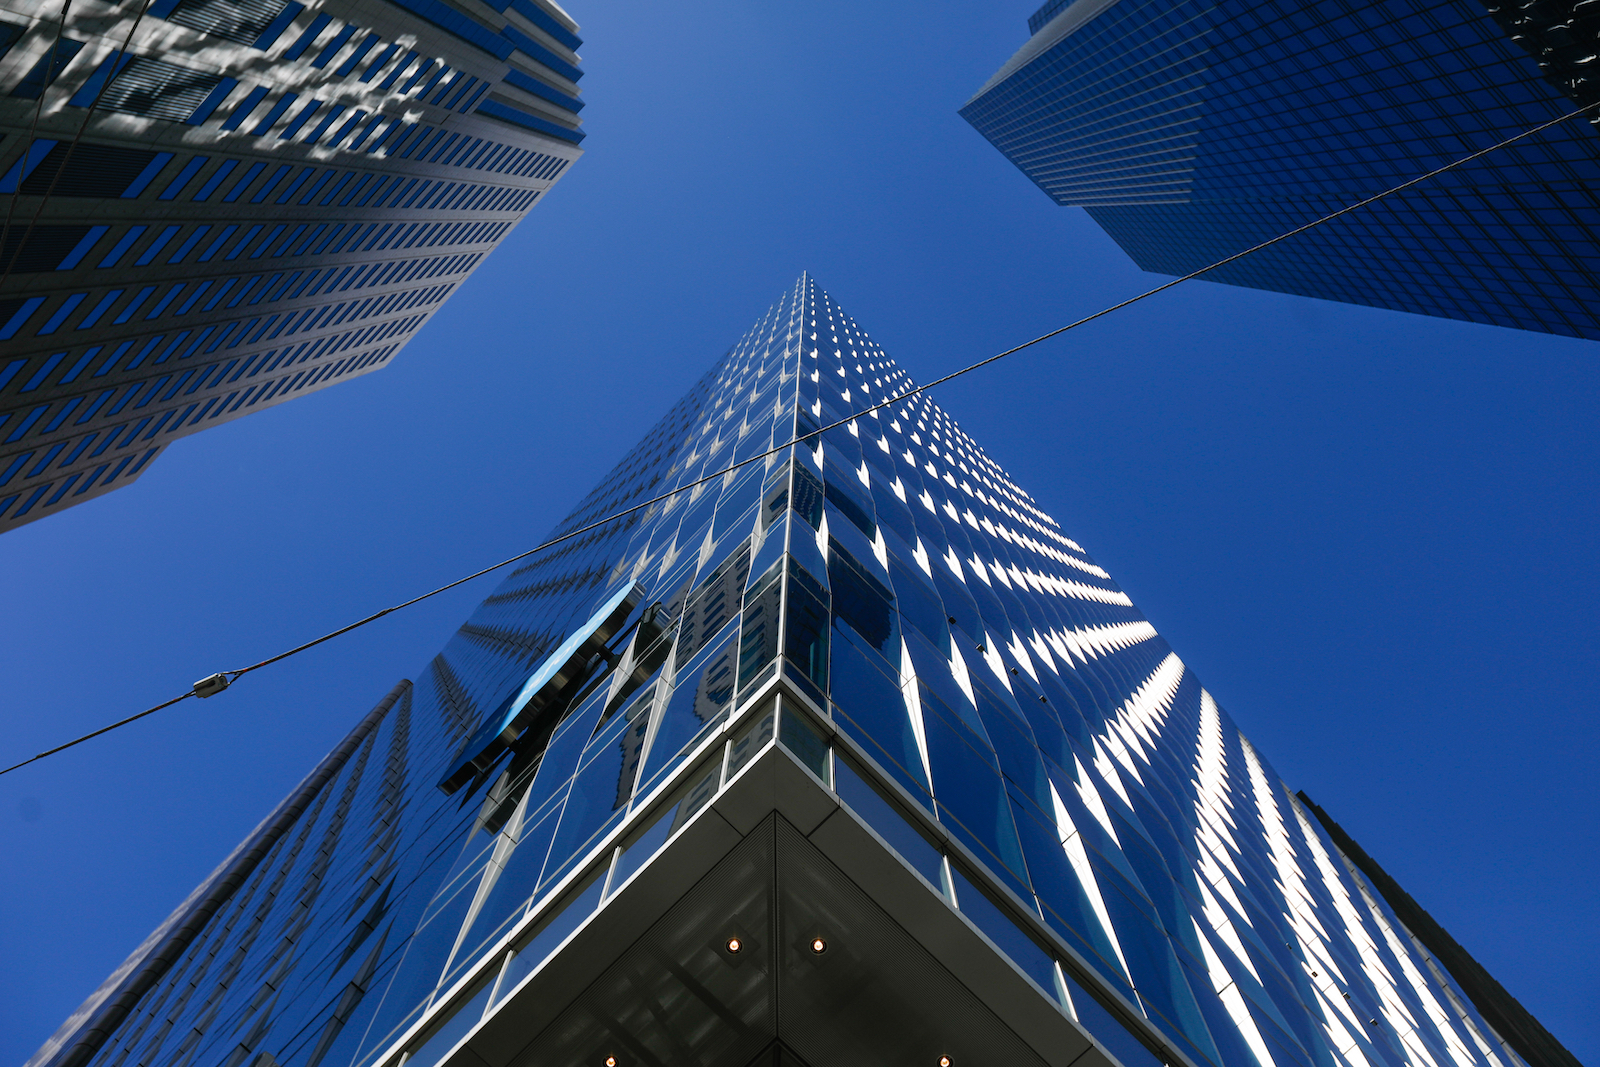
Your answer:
(1, 226), (98, 274)
(9, 38), (85, 99)
(100, 57), (224, 120)
(0, 21), (24, 64)
(164, 0), (301, 46)
(18, 143), (166, 198)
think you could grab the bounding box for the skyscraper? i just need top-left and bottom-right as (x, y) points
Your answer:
(0, 0), (584, 533)
(29, 276), (1575, 1067)
(959, 0), (1600, 342)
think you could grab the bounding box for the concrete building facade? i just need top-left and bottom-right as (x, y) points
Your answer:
(0, 0), (584, 531)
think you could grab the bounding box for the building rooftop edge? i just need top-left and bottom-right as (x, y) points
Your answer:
(962, 0), (1128, 107)
(1296, 791), (1585, 1067)
(26, 682), (415, 1067)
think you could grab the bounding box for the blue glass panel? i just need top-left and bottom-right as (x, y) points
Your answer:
(973, 685), (1052, 816)
(888, 553), (951, 654)
(828, 619), (929, 804)
(735, 558), (781, 688)
(833, 758), (941, 885)
(439, 582), (639, 791)
(366, 870), (481, 1055)
(948, 865), (1056, 994)
(786, 518), (830, 589)
(537, 696), (650, 890)
(1114, 817), (1210, 973)
(636, 629), (735, 797)
(456, 792), (561, 964)
(1011, 671), (1077, 771)
(492, 873), (605, 1008)
(920, 695), (1031, 899)
(1060, 967), (1165, 1067)
(675, 541), (750, 669)
(608, 761), (721, 893)
(1097, 874), (1223, 1067)
(1007, 793), (1133, 994)
(406, 980), (492, 1067)
(450, 686), (611, 961)
(906, 632), (991, 748)
(744, 517), (787, 593)
(868, 476), (916, 544)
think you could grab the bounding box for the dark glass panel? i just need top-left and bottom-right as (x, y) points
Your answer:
(675, 541), (751, 670)
(822, 476), (876, 540)
(790, 462), (825, 529)
(826, 537), (897, 655)
(783, 579), (829, 694)
(887, 554), (951, 654)
(833, 757), (942, 885)
(920, 698), (1031, 900)
(828, 620), (930, 805)
(726, 708), (775, 779)
(492, 871), (606, 1006)
(737, 558), (783, 688)
(608, 761), (721, 893)
(637, 630), (736, 797)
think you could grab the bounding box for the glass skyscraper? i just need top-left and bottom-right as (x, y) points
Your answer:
(0, 0), (584, 533)
(28, 276), (1574, 1067)
(959, 0), (1600, 343)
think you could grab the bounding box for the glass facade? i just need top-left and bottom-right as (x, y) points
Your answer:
(0, 0), (584, 533)
(30, 277), (1539, 1067)
(959, 0), (1600, 342)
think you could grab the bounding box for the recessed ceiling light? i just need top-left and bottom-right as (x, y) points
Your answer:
(940, 1057), (952, 1066)
(726, 937), (743, 953)
(810, 937), (827, 954)
(605, 1058), (617, 1067)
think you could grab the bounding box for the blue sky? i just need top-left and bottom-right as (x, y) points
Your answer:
(2, 1), (1596, 1063)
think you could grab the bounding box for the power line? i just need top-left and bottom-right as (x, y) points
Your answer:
(1, 693), (194, 776)
(3, 97), (1595, 779)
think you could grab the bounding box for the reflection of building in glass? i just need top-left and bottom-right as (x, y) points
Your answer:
(960, 0), (1600, 343)
(31, 276), (1576, 1067)
(0, 0), (584, 532)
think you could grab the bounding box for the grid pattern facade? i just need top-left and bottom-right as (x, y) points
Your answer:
(0, 0), (585, 533)
(959, 0), (1600, 342)
(32, 277), (1531, 1067)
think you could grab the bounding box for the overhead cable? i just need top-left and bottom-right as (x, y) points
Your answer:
(3, 97), (1596, 778)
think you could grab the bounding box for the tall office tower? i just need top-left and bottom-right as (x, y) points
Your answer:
(959, 0), (1600, 343)
(0, 0), (584, 533)
(30, 276), (1576, 1067)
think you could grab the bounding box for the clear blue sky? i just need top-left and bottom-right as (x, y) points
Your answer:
(3, 2), (1596, 1063)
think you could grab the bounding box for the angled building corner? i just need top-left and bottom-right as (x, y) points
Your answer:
(1296, 793), (1585, 1067)
(960, 0), (1600, 343)
(0, 0), (586, 533)
(29, 276), (1576, 1067)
